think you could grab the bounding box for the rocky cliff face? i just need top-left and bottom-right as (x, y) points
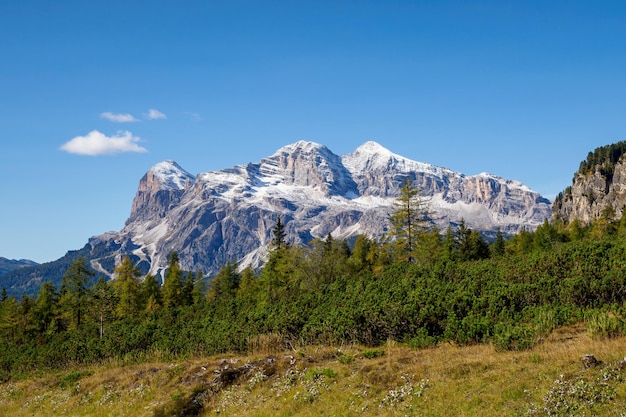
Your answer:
(552, 156), (626, 223)
(86, 141), (550, 279)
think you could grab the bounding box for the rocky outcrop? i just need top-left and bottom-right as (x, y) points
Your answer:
(552, 156), (626, 224)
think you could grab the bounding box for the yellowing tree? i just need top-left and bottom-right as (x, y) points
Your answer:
(112, 256), (141, 319)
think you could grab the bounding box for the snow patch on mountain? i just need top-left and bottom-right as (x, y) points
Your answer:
(150, 160), (195, 190)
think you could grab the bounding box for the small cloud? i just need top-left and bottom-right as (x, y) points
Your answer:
(60, 130), (148, 156)
(145, 108), (167, 120)
(184, 112), (202, 121)
(100, 112), (139, 123)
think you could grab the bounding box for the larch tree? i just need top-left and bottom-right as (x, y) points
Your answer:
(91, 276), (115, 338)
(162, 252), (184, 308)
(59, 257), (94, 330)
(142, 273), (162, 313)
(112, 256), (142, 319)
(387, 177), (430, 263)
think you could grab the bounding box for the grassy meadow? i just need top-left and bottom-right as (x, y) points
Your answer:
(1, 323), (624, 417)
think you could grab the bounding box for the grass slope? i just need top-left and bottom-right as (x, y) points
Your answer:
(1, 324), (625, 416)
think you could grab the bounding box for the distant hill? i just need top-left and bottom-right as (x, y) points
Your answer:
(0, 242), (117, 297)
(0, 257), (38, 277)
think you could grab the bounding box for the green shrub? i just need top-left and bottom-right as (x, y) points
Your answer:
(306, 367), (337, 380)
(406, 327), (437, 349)
(362, 349), (384, 359)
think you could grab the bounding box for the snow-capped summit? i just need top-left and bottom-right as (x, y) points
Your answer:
(342, 141), (449, 179)
(149, 160), (195, 190)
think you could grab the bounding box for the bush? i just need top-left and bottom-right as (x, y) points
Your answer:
(362, 349), (384, 359)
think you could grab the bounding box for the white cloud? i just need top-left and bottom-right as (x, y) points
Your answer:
(60, 130), (148, 156)
(145, 108), (167, 120)
(100, 112), (139, 123)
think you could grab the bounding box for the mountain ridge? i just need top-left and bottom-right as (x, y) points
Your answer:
(1, 140), (551, 295)
(99, 140), (552, 279)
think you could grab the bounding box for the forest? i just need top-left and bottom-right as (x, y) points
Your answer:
(1, 179), (626, 381)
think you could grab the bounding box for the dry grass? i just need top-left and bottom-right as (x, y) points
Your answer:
(1, 324), (625, 416)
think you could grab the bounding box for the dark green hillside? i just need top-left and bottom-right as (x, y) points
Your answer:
(0, 257), (38, 276)
(0, 239), (151, 297)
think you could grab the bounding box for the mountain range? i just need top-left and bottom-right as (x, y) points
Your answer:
(1, 141), (551, 295)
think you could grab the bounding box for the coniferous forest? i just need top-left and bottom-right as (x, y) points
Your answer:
(2, 180), (626, 382)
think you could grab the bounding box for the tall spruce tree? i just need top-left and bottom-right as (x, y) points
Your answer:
(271, 215), (287, 250)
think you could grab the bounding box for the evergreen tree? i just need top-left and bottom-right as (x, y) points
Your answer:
(271, 215), (287, 250)
(34, 281), (59, 334)
(208, 260), (240, 301)
(59, 257), (94, 330)
(181, 271), (195, 306)
(490, 228), (506, 257)
(443, 225), (458, 261)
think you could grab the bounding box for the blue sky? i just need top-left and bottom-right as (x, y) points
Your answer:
(1, 1), (626, 263)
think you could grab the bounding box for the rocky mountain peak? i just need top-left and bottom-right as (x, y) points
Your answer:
(149, 160), (195, 191)
(258, 140), (356, 196)
(127, 160), (195, 225)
